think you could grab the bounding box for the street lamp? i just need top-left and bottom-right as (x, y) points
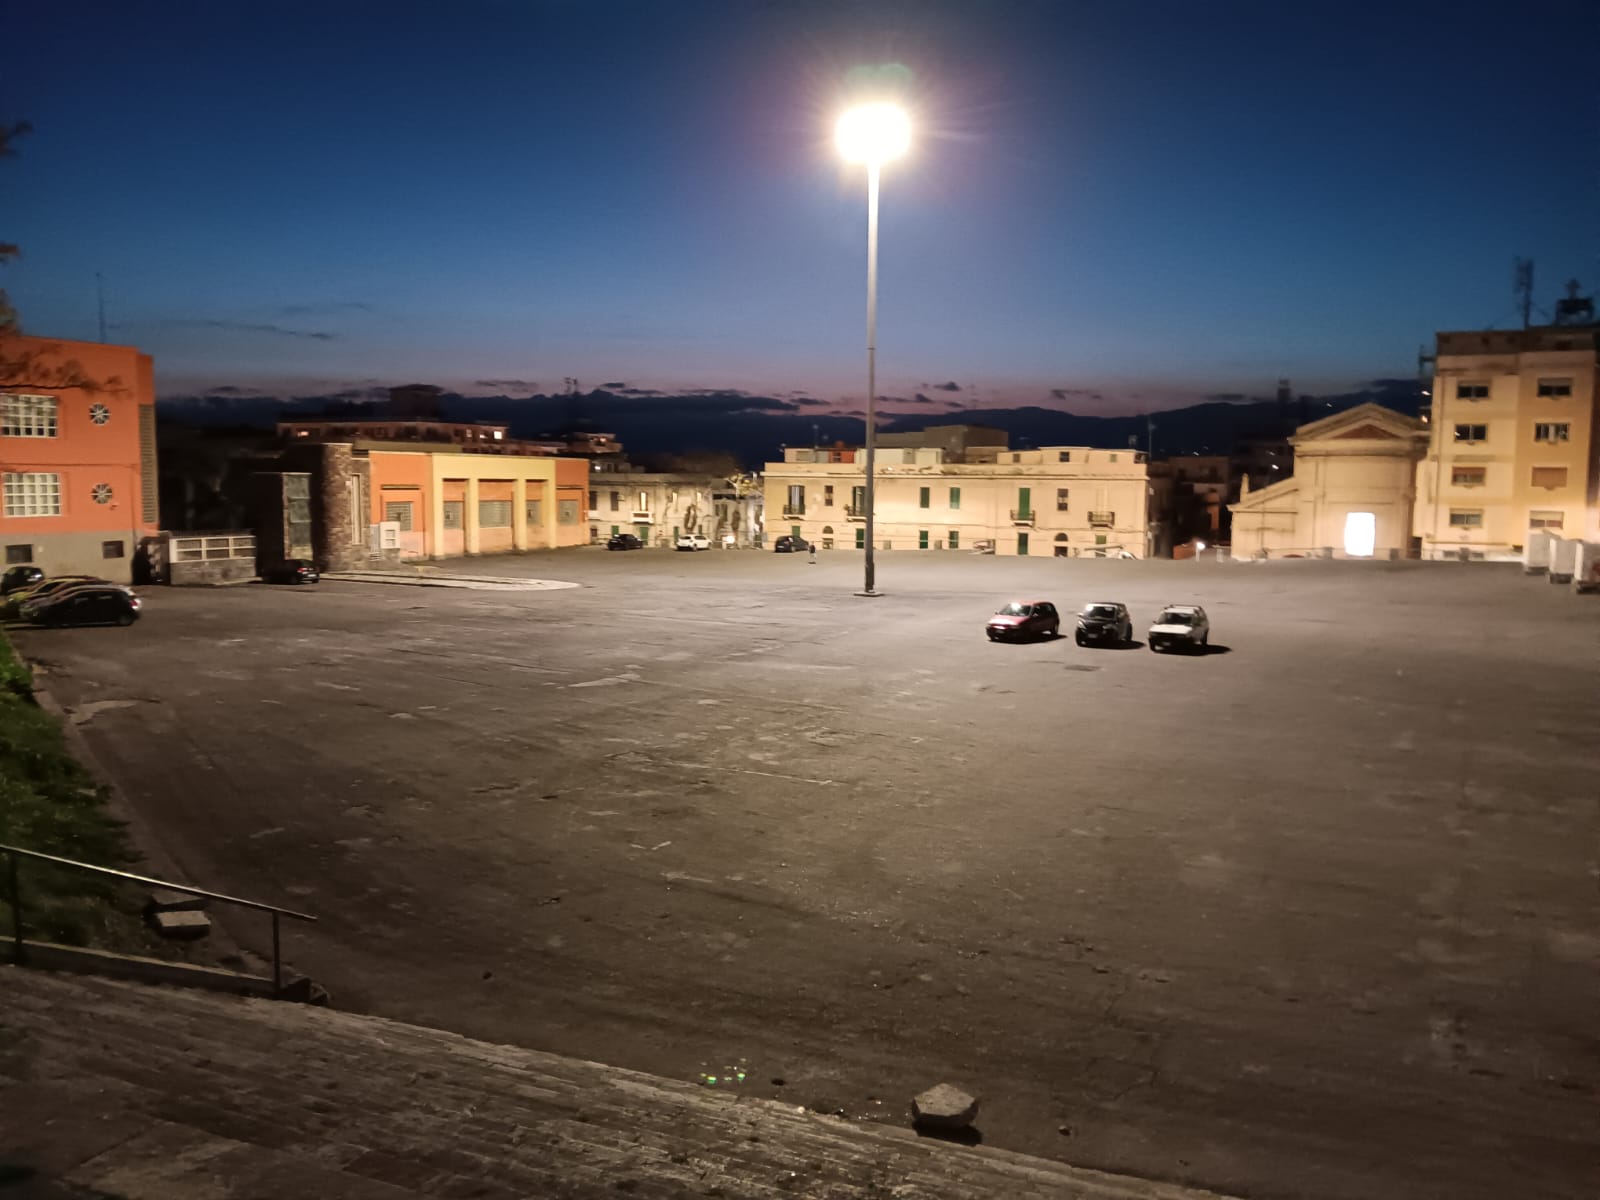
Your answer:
(837, 102), (910, 596)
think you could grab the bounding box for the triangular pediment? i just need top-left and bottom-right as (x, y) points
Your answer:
(1292, 402), (1424, 447)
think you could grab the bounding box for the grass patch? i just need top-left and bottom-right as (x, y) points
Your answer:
(0, 630), (144, 949)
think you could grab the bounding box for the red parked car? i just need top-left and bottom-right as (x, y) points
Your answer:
(985, 600), (1061, 642)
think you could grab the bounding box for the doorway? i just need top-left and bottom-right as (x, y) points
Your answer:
(1343, 512), (1376, 557)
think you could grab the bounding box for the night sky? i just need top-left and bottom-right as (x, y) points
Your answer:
(4, 1), (1594, 417)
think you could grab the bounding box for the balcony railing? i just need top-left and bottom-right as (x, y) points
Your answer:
(1088, 510), (1114, 527)
(631, 511), (653, 523)
(781, 504), (806, 517)
(844, 505), (867, 521)
(1009, 509), (1034, 526)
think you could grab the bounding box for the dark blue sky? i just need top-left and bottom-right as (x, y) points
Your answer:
(4, 0), (1594, 415)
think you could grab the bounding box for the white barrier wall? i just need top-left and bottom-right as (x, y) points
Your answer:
(1524, 529), (1554, 574)
(1548, 537), (1580, 584)
(1574, 543), (1600, 594)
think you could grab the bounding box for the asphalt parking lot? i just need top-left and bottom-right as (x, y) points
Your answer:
(14, 549), (1599, 1200)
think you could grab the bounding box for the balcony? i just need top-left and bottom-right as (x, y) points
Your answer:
(1088, 510), (1114, 527)
(631, 511), (652, 523)
(844, 504), (867, 521)
(1009, 509), (1035, 526)
(781, 504), (806, 517)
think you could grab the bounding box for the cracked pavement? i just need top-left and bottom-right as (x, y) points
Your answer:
(11, 549), (1599, 1200)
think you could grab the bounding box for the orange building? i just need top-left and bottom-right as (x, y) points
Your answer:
(364, 450), (590, 559)
(1, 334), (158, 582)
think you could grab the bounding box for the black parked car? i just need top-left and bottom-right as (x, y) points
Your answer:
(773, 535), (811, 554)
(1074, 601), (1133, 646)
(27, 585), (141, 628)
(607, 533), (644, 551)
(1, 565), (44, 596)
(262, 559), (320, 584)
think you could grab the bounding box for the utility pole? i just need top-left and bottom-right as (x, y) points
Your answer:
(1513, 258), (1534, 329)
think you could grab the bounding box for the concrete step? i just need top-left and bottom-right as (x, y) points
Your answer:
(0, 967), (1242, 1200)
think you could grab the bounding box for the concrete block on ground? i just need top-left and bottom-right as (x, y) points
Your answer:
(145, 888), (207, 914)
(911, 1083), (979, 1131)
(149, 910), (211, 940)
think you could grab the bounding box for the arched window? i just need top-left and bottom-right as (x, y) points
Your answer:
(1054, 533), (1069, 542)
(822, 525), (834, 534)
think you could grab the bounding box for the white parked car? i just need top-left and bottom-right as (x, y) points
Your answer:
(1148, 604), (1210, 653)
(675, 532), (711, 551)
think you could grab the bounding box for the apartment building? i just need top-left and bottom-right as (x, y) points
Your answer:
(763, 442), (1151, 557)
(1, 334), (159, 582)
(1414, 319), (1599, 558)
(585, 472), (763, 547)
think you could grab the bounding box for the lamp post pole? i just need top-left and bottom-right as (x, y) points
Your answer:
(861, 159), (881, 596)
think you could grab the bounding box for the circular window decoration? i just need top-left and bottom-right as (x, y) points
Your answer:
(91, 483), (114, 505)
(89, 403), (111, 425)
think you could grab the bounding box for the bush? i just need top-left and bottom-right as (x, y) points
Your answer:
(0, 632), (135, 946)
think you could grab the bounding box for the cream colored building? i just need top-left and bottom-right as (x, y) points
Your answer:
(763, 444), (1151, 557)
(1412, 323), (1599, 559)
(586, 472), (763, 547)
(1229, 403), (1426, 558)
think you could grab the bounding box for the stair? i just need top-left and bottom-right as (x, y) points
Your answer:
(0, 967), (1240, 1200)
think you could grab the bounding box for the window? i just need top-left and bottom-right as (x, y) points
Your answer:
(786, 484), (805, 514)
(1056, 487), (1070, 511)
(1530, 466), (1568, 490)
(3, 471), (61, 516)
(1095, 534), (1107, 545)
(101, 540), (125, 559)
(384, 501), (414, 531)
(609, 490), (620, 512)
(1453, 424), (1487, 443)
(949, 487), (960, 510)
(557, 499), (580, 524)
(1455, 382), (1489, 400)
(1448, 509), (1483, 528)
(443, 501), (464, 530)
(1451, 466), (1485, 487)
(1537, 378), (1573, 398)
(1534, 422), (1569, 443)
(526, 499), (543, 525)
(479, 500), (512, 528)
(1057, 451), (1071, 463)
(588, 489), (597, 510)
(1529, 510), (1564, 529)
(1017, 487), (1031, 518)
(89, 403), (110, 425)
(854, 527), (865, 549)
(5, 544), (32, 564)
(850, 485), (866, 513)
(1017, 532), (1029, 555)
(1109, 453), (1118, 463)
(638, 491), (648, 511)
(918, 486), (930, 509)
(824, 485), (834, 506)
(918, 529), (929, 549)
(1, 394), (57, 438)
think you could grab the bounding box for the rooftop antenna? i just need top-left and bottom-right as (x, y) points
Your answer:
(96, 272), (107, 342)
(1513, 258), (1534, 329)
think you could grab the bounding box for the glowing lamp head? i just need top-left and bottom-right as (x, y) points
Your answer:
(836, 104), (911, 164)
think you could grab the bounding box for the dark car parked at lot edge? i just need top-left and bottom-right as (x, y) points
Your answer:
(773, 535), (811, 554)
(986, 600), (1061, 641)
(27, 586), (141, 628)
(607, 533), (644, 551)
(262, 559), (320, 584)
(1, 565), (44, 595)
(1075, 601), (1133, 646)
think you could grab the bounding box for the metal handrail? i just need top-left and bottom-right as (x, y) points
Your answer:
(1, 842), (315, 996)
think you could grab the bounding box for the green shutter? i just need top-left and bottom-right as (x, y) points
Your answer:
(855, 527), (865, 549)
(948, 530), (959, 549)
(918, 530), (929, 549)
(1018, 532), (1029, 555)
(1018, 487), (1031, 518)
(919, 486), (930, 508)
(949, 487), (960, 510)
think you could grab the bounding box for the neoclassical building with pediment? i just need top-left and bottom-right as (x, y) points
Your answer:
(1229, 403), (1427, 559)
